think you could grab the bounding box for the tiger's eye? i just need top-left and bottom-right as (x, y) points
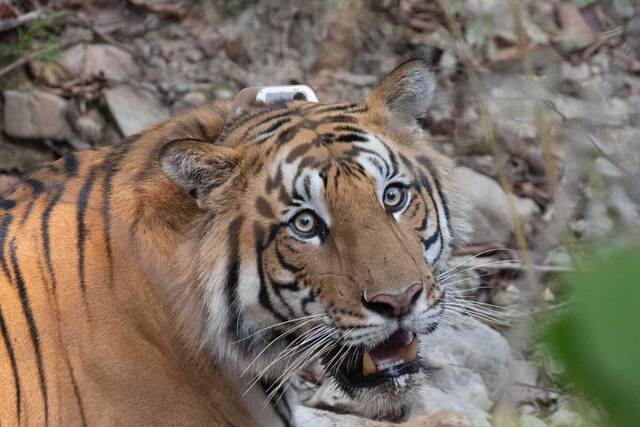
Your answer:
(293, 211), (316, 234)
(384, 186), (403, 207)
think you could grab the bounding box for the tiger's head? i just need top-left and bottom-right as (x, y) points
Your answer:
(160, 60), (470, 419)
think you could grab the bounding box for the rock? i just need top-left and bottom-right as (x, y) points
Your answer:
(549, 407), (583, 427)
(3, 90), (71, 140)
(0, 175), (20, 197)
(411, 386), (492, 427)
(555, 3), (596, 54)
(514, 197), (540, 224)
(305, 381), (354, 414)
(420, 318), (512, 402)
(198, 29), (225, 57)
(104, 85), (169, 136)
(492, 284), (522, 307)
(0, 139), (55, 173)
(224, 37), (252, 66)
(214, 88), (233, 100)
(183, 91), (206, 105)
(28, 60), (69, 86)
(59, 44), (139, 80)
(70, 109), (105, 144)
(520, 415), (550, 427)
(451, 166), (513, 243)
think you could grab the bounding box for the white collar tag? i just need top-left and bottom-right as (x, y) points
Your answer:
(231, 85), (319, 117)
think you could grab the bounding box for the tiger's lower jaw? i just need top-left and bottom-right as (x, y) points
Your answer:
(321, 329), (422, 420)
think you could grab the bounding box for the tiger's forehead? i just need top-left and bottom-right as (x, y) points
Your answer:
(224, 101), (371, 148)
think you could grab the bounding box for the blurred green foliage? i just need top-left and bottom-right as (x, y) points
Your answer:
(1, 12), (65, 65)
(546, 247), (640, 427)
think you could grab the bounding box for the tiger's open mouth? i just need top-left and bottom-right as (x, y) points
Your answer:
(324, 329), (420, 389)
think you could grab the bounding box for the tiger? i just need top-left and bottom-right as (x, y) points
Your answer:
(0, 59), (472, 426)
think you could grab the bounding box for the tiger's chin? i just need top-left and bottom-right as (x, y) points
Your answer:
(322, 329), (425, 421)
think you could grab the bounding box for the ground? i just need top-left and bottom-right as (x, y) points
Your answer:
(1, 1), (639, 426)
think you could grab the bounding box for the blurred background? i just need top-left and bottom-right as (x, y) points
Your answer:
(1, 1), (639, 426)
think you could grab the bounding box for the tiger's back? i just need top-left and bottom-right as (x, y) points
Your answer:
(0, 102), (258, 426)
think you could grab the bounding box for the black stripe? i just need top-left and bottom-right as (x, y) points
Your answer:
(9, 239), (49, 426)
(259, 117), (292, 136)
(0, 305), (21, 422)
(255, 224), (288, 323)
(258, 380), (293, 427)
(0, 199), (16, 210)
(65, 353), (87, 426)
(224, 216), (249, 344)
(77, 168), (99, 295)
(335, 133), (367, 143)
(228, 105), (291, 133)
(102, 141), (136, 287)
(333, 125), (366, 134)
(246, 111), (293, 134)
(63, 153), (79, 177)
(0, 214), (13, 283)
(20, 178), (45, 224)
(416, 156), (450, 221)
(41, 185), (64, 292)
(418, 174), (443, 262)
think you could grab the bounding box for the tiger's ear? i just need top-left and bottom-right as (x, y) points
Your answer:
(365, 59), (436, 126)
(160, 140), (240, 205)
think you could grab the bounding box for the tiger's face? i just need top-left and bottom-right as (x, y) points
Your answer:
(161, 60), (470, 419)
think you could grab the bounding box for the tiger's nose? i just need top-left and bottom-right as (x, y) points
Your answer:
(362, 283), (423, 317)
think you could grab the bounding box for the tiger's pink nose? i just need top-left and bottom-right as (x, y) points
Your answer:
(362, 283), (423, 317)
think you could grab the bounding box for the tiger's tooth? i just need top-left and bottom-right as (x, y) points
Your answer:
(403, 338), (417, 363)
(362, 352), (377, 376)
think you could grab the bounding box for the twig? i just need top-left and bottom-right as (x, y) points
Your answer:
(475, 262), (573, 273)
(587, 134), (635, 176)
(0, 10), (43, 33)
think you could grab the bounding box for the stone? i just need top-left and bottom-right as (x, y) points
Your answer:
(0, 175), (20, 197)
(520, 415), (550, 427)
(555, 2), (596, 54)
(549, 407), (583, 427)
(104, 85), (169, 136)
(451, 166), (513, 243)
(0, 139), (55, 173)
(59, 44), (139, 80)
(3, 90), (71, 140)
(420, 318), (512, 402)
(70, 109), (105, 144)
(514, 196), (540, 225)
(183, 91), (206, 105)
(198, 29), (225, 57)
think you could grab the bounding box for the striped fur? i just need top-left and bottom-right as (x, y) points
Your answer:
(0, 60), (470, 426)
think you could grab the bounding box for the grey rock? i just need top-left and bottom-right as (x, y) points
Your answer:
(451, 166), (513, 243)
(104, 85), (169, 136)
(420, 318), (512, 402)
(411, 385), (491, 427)
(0, 139), (54, 172)
(3, 90), (71, 140)
(520, 415), (550, 427)
(59, 44), (139, 80)
(410, 319), (512, 426)
(549, 407), (583, 427)
(72, 110), (105, 144)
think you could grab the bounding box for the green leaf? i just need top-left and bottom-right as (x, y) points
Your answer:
(546, 248), (640, 427)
